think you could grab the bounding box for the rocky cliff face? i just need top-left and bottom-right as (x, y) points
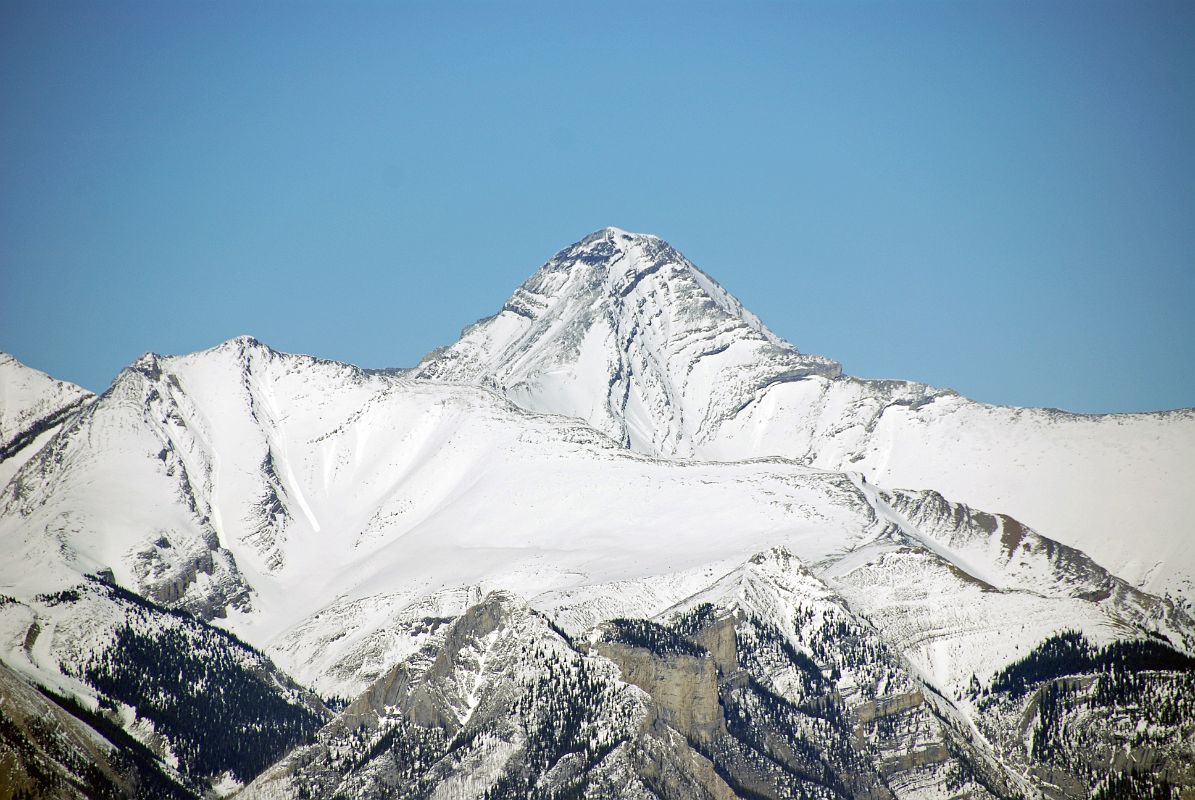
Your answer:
(659, 549), (1021, 800)
(242, 591), (740, 800)
(244, 552), (1034, 800)
(591, 626), (726, 746)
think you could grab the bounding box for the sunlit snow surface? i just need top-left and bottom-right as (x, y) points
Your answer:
(417, 228), (1195, 596)
(0, 352), (94, 488)
(1, 335), (1189, 702)
(2, 228), (1193, 713)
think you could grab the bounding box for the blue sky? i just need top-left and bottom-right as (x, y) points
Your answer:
(1, 1), (1192, 412)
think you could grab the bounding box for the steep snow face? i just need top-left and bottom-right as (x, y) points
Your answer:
(415, 229), (1195, 596)
(415, 227), (842, 454)
(0, 353), (94, 485)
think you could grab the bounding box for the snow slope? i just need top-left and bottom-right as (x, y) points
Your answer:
(415, 228), (1195, 596)
(0, 338), (886, 693)
(0, 352), (94, 487)
(0, 337), (1187, 705)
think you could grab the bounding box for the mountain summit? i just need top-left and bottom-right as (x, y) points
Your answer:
(416, 229), (1195, 595)
(417, 227), (841, 453)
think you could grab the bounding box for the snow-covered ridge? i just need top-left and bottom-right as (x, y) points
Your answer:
(414, 228), (1195, 596)
(3, 334), (1189, 703)
(0, 352), (94, 491)
(0, 352), (93, 453)
(3, 328), (1193, 798)
(416, 227), (842, 455)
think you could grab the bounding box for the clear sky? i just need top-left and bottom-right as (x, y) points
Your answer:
(1, 1), (1192, 413)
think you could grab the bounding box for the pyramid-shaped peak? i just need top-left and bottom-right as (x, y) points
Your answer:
(173, 335), (282, 370)
(129, 336), (273, 372)
(417, 230), (840, 454)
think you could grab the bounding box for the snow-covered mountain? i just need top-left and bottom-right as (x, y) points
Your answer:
(416, 228), (1195, 596)
(414, 228), (841, 457)
(0, 352), (93, 488)
(2, 336), (1186, 698)
(1, 228), (1192, 799)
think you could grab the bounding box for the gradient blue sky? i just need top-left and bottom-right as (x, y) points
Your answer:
(2, 1), (1192, 412)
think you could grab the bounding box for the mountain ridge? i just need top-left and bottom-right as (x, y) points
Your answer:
(2, 229), (1193, 799)
(413, 228), (1195, 595)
